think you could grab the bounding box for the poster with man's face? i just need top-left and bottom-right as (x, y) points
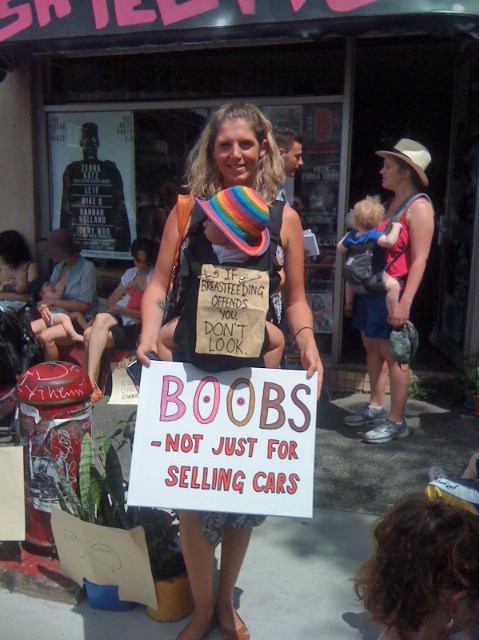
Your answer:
(48, 112), (136, 260)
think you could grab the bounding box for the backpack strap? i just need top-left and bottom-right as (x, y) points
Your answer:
(383, 193), (431, 234)
(168, 195), (194, 288)
(383, 193), (431, 271)
(174, 195), (195, 262)
(268, 200), (285, 246)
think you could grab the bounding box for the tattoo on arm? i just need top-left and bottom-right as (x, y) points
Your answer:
(155, 298), (166, 312)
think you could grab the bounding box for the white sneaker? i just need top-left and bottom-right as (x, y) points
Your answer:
(363, 417), (409, 444)
(428, 466), (446, 482)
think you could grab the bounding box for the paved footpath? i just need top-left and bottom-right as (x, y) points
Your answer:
(1, 389), (478, 639)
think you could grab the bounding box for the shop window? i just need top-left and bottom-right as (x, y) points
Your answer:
(42, 42), (344, 104)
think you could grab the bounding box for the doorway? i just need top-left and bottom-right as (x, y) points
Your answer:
(342, 35), (457, 369)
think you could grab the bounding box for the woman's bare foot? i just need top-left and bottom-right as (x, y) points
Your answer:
(215, 600), (249, 637)
(175, 608), (216, 640)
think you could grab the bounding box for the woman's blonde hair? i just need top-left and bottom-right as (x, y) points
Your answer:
(350, 195), (385, 230)
(185, 103), (284, 204)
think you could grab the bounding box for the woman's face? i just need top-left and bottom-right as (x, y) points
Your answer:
(133, 250), (148, 273)
(211, 118), (266, 188)
(379, 156), (408, 192)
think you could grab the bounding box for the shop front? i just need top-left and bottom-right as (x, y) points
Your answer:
(0, 1), (478, 369)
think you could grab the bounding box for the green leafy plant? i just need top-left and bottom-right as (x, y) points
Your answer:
(408, 375), (465, 406)
(137, 508), (186, 580)
(56, 428), (131, 528)
(55, 428), (185, 579)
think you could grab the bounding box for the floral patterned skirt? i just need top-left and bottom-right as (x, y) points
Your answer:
(201, 512), (266, 547)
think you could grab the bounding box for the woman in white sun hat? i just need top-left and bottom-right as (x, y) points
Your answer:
(344, 138), (435, 444)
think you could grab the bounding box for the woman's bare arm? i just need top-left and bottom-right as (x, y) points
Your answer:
(136, 206), (181, 365)
(281, 204), (323, 395)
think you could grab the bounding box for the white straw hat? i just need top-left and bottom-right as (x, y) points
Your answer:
(376, 138), (431, 186)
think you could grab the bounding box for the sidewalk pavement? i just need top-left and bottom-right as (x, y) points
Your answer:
(0, 509), (380, 640)
(1, 387), (478, 640)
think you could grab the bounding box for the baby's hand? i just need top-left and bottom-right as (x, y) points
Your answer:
(39, 304), (51, 324)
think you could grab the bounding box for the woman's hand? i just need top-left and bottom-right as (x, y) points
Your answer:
(388, 298), (411, 327)
(294, 328), (324, 398)
(136, 341), (158, 367)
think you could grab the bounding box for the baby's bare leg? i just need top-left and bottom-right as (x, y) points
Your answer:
(157, 318), (178, 362)
(70, 311), (90, 330)
(384, 274), (401, 319)
(264, 323), (285, 369)
(344, 283), (354, 317)
(53, 313), (84, 342)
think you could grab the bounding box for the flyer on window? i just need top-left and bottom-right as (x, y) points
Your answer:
(48, 111), (136, 260)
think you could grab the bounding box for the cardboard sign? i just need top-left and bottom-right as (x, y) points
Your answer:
(108, 355), (138, 405)
(0, 446), (25, 540)
(128, 362), (317, 518)
(51, 509), (157, 609)
(195, 264), (269, 359)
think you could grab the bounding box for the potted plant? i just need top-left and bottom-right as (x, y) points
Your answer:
(55, 428), (192, 617)
(138, 508), (193, 622)
(463, 355), (479, 416)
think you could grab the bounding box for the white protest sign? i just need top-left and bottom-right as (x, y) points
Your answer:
(128, 362), (317, 518)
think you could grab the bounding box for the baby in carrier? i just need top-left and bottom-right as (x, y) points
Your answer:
(337, 195), (402, 318)
(158, 186), (285, 370)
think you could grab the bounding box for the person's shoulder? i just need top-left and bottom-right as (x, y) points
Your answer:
(122, 266), (136, 280)
(78, 256), (97, 273)
(63, 160), (81, 172)
(406, 193), (434, 221)
(280, 203), (302, 233)
(103, 159), (120, 170)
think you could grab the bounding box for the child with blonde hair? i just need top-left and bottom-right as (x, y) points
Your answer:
(337, 195), (402, 318)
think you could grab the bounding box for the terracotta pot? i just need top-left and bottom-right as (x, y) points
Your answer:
(146, 573), (193, 622)
(473, 394), (479, 417)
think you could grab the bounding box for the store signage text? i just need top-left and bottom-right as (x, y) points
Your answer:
(0, 0), (379, 43)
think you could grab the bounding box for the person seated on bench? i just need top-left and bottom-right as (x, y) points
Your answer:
(0, 230), (40, 308)
(31, 281), (89, 344)
(35, 229), (99, 360)
(84, 237), (159, 404)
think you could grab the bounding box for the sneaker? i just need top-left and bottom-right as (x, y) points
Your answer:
(343, 404), (386, 427)
(428, 466), (446, 482)
(363, 417), (409, 444)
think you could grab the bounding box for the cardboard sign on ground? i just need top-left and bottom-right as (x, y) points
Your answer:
(51, 509), (157, 608)
(108, 354), (138, 405)
(0, 446), (25, 540)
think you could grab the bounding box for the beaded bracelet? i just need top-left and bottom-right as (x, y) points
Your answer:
(293, 326), (314, 342)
